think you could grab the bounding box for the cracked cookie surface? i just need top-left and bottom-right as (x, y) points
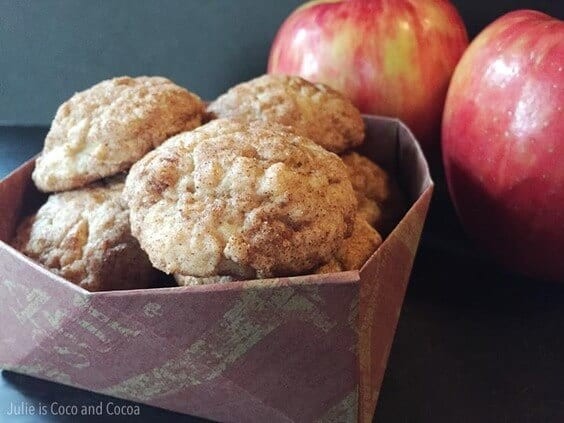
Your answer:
(33, 76), (205, 192)
(176, 215), (382, 284)
(316, 216), (383, 274)
(208, 74), (364, 153)
(341, 152), (406, 234)
(12, 176), (156, 292)
(124, 119), (357, 279)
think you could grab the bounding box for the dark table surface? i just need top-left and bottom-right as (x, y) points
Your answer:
(1, 127), (563, 422)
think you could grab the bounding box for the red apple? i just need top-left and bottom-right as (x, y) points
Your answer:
(442, 10), (564, 282)
(268, 0), (468, 154)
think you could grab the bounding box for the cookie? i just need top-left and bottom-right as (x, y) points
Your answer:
(341, 152), (407, 234)
(207, 74), (364, 153)
(316, 216), (382, 274)
(12, 176), (156, 292)
(124, 118), (357, 279)
(177, 216), (382, 284)
(32, 76), (206, 192)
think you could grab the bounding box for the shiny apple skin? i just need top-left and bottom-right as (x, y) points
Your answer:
(442, 10), (564, 282)
(268, 0), (468, 153)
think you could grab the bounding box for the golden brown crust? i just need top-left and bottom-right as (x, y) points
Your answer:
(341, 152), (406, 234)
(124, 119), (357, 279)
(32, 76), (206, 192)
(316, 216), (383, 274)
(208, 74), (365, 153)
(12, 177), (156, 292)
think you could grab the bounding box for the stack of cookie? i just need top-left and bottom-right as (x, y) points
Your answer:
(12, 74), (405, 291)
(13, 76), (207, 291)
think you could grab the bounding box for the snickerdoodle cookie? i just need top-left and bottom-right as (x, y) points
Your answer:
(316, 216), (382, 274)
(176, 216), (382, 283)
(123, 119), (357, 280)
(207, 74), (364, 153)
(341, 152), (406, 234)
(12, 176), (156, 292)
(32, 76), (205, 192)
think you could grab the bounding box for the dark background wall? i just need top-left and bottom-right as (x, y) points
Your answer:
(1, 0), (562, 125)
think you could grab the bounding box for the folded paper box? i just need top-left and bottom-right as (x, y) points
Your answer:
(0, 116), (433, 423)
